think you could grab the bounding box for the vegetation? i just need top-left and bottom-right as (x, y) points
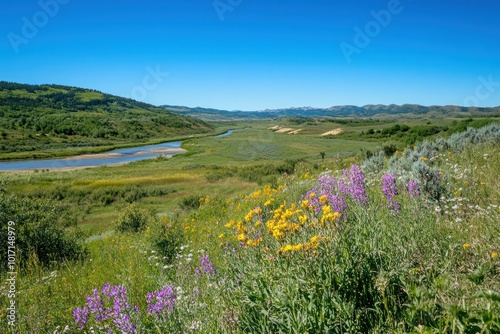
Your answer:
(0, 123), (498, 333)
(0, 82), (213, 159)
(0, 189), (86, 271)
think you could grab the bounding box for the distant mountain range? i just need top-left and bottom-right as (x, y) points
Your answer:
(161, 104), (500, 121)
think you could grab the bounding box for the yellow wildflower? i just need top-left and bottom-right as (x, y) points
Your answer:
(463, 243), (470, 250)
(492, 252), (499, 259)
(319, 195), (327, 204)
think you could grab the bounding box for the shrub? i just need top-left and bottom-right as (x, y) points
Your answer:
(147, 216), (185, 264)
(115, 203), (155, 233)
(0, 192), (86, 270)
(179, 195), (203, 210)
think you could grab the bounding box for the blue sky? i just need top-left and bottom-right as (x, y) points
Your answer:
(1, 0), (499, 110)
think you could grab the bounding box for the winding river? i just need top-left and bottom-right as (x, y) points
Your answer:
(0, 130), (236, 171)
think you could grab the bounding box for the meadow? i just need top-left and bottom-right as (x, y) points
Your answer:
(0, 118), (499, 333)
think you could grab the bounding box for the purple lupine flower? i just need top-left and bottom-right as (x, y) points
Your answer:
(114, 313), (136, 334)
(327, 194), (348, 215)
(200, 254), (215, 275)
(302, 173), (348, 219)
(75, 284), (137, 333)
(86, 289), (107, 321)
(347, 165), (368, 205)
(73, 307), (89, 330)
(407, 180), (420, 198)
(382, 174), (400, 211)
(146, 284), (177, 316)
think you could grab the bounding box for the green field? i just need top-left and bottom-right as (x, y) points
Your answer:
(0, 118), (499, 333)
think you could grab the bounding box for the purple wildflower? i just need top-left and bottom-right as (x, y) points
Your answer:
(114, 313), (136, 334)
(407, 180), (420, 198)
(382, 174), (400, 211)
(198, 254), (215, 275)
(74, 284), (137, 333)
(146, 284), (177, 316)
(302, 173), (349, 219)
(73, 307), (89, 330)
(347, 165), (368, 205)
(86, 289), (107, 321)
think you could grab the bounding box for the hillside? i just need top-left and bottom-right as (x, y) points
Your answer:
(0, 82), (213, 159)
(162, 103), (500, 121)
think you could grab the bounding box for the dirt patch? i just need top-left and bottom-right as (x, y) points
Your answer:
(320, 128), (343, 136)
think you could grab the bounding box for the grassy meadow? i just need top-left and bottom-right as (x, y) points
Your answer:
(0, 118), (499, 333)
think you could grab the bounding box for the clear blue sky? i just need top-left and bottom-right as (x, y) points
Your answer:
(1, 0), (499, 110)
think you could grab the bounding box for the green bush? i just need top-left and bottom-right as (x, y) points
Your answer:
(115, 203), (155, 233)
(179, 195), (202, 210)
(147, 216), (185, 264)
(0, 192), (86, 270)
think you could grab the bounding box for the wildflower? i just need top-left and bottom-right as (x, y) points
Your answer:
(463, 243), (470, 250)
(407, 180), (420, 198)
(319, 195), (327, 204)
(421, 157), (428, 162)
(382, 174), (400, 211)
(492, 252), (499, 259)
(73, 307), (89, 330)
(346, 165), (368, 205)
(75, 284), (137, 333)
(200, 254), (215, 275)
(146, 284), (177, 316)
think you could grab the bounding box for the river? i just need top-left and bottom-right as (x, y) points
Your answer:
(0, 130), (236, 171)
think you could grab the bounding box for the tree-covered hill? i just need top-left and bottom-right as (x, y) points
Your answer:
(0, 82), (213, 159)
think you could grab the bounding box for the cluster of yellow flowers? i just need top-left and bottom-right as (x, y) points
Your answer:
(320, 205), (340, 226)
(199, 195), (210, 205)
(266, 202), (305, 240)
(278, 235), (322, 253)
(301, 172), (312, 180)
(226, 185), (340, 255)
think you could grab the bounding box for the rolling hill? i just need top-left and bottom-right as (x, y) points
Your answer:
(0, 82), (213, 159)
(162, 104), (500, 121)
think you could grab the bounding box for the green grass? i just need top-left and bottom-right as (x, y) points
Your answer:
(0, 122), (499, 333)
